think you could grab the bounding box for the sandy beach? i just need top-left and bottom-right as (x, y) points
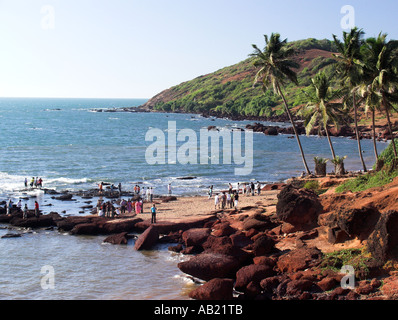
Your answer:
(142, 189), (280, 224)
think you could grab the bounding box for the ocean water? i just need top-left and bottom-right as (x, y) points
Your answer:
(0, 97), (388, 300)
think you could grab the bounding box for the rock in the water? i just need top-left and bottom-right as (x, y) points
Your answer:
(103, 232), (129, 245)
(134, 225), (159, 250)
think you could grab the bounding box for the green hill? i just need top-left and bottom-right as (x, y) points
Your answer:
(139, 38), (338, 119)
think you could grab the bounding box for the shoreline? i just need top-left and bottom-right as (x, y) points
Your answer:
(97, 106), (397, 142)
(2, 173), (398, 300)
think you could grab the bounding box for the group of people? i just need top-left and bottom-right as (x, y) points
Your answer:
(210, 181), (263, 210)
(25, 177), (43, 188)
(214, 191), (239, 210)
(96, 196), (157, 223)
(5, 198), (40, 219)
(238, 181), (262, 196)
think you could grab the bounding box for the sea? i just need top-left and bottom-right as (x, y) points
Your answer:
(0, 97), (388, 300)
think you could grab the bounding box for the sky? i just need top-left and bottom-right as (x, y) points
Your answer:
(0, 0), (397, 99)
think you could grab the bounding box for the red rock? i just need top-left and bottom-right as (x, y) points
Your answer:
(212, 222), (236, 237)
(230, 232), (253, 248)
(178, 253), (241, 281)
(381, 276), (398, 299)
(285, 279), (314, 296)
(182, 228), (211, 247)
(260, 276), (285, 293)
(355, 281), (374, 295)
(235, 264), (275, 291)
(276, 185), (323, 231)
(70, 223), (100, 235)
(103, 232), (129, 245)
(134, 225), (159, 250)
(189, 278), (234, 300)
(253, 256), (277, 268)
(317, 277), (339, 292)
(188, 278), (234, 300)
(277, 247), (323, 273)
(252, 234), (276, 256)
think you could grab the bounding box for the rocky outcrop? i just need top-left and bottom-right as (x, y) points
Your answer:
(134, 225), (160, 250)
(366, 210), (398, 267)
(178, 253), (242, 281)
(276, 247), (323, 273)
(276, 185), (323, 231)
(188, 278), (234, 300)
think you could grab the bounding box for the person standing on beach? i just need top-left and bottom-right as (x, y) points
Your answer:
(34, 201), (40, 218)
(120, 199), (127, 215)
(127, 199), (132, 214)
(208, 185), (213, 199)
(118, 183), (122, 196)
(214, 193), (219, 210)
(24, 178), (28, 188)
(226, 192), (232, 208)
(251, 182), (255, 196)
(168, 183), (172, 195)
(221, 192), (226, 209)
(257, 181), (261, 195)
(234, 192), (239, 209)
(135, 200), (141, 214)
(30, 177), (35, 188)
(151, 203), (157, 224)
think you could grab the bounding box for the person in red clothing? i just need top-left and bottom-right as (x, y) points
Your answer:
(34, 201), (40, 218)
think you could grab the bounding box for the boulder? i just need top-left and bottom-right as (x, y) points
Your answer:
(103, 232), (129, 245)
(10, 213), (61, 229)
(277, 247), (323, 273)
(188, 278), (234, 300)
(234, 264), (275, 292)
(367, 210), (398, 266)
(134, 225), (159, 250)
(276, 185), (323, 231)
(70, 223), (101, 235)
(182, 228), (211, 247)
(252, 234), (276, 256)
(285, 279), (315, 297)
(230, 232), (253, 248)
(212, 222), (236, 237)
(178, 252), (241, 281)
(381, 276), (398, 299)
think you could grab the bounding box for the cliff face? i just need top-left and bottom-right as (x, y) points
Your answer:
(139, 38), (338, 119)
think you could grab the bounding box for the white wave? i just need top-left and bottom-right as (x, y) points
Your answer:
(45, 177), (89, 185)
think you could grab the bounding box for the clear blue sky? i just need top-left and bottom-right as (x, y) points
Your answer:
(0, 0), (397, 99)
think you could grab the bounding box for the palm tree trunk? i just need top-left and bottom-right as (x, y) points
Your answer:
(371, 109), (379, 161)
(383, 94), (398, 159)
(325, 124), (336, 160)
(353, 93), (367, 172)
(276, 82), (311, 175)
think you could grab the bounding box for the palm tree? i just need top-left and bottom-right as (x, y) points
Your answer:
(355, 83), (382, 166)
(361, 33), (398, 161)
(298, 71), (345, 161)
(333, 28), (368, 172)
(250, 33), (310, 175)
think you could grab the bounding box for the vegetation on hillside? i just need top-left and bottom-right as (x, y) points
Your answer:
(149, 38), (338, 118)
